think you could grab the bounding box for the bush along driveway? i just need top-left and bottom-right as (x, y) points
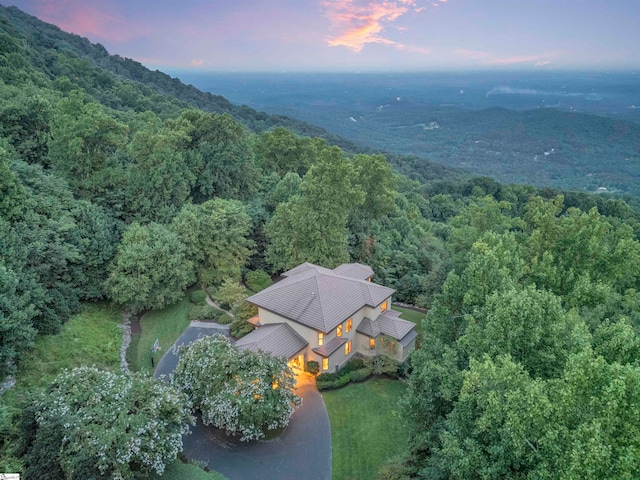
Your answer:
(155, 322), (331, 480)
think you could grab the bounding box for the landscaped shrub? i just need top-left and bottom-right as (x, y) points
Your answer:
(349, 367), (373, 383)
(317, 374), (350, 391)
(340, 357), (366, 374)
(189, 290), (207, 305)
(188, 305), (220, 322)
(230, 318), (255, 339)
(317, 372), (340, 382)
(217, 313), (234, 325)
(368, 355), (400, 377)
(305, 361), (320, 375)
(245, 269), (273, 293)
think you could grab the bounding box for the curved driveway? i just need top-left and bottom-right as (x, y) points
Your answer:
(155, 322), (332, 480)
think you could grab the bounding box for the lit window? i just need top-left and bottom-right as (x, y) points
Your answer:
(318, 332), (324, 346)
(322, 358), (329, 371)
(346, 318), (353, 332)
(381, 301), (388, 312)
(336, 324), (343, 337)
(369, 338), (375, 349)
(344, 340), (352, 355)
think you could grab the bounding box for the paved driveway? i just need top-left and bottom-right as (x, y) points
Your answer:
(155, 322), (332, 480)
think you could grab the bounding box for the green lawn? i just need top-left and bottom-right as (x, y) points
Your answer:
(392, 306), (426, 347)
(9, 302), (122, 394)
(152, 460), (228, 480)
(322, 379), (409, 480)
(133, 294), (192, 374)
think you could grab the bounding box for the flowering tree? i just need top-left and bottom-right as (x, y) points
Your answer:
(172, 334), (301, 441)
(24, 367), (193, 480)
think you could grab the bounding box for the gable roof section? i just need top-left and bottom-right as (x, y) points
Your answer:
(247, 264), (395, 333)
(282, 262), (334, 277)
(235, 323), (308, 360)
(357, 313), (416, 342)
(332, 263), (374, 281)
(312, 336), (348, 358)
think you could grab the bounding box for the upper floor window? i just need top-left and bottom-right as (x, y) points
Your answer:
(318, 332), (324, 346)
(346, 318), (353, 332)
(369, 338), (375, 349)
(344, 340), (352, 355)
(380, 300), (388, 312)
(336, 324), (343, 337)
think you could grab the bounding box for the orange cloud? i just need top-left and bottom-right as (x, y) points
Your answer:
(323, 0), (434, 52)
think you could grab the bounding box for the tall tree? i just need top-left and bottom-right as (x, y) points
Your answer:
(265, 146), (364, 270)
(171, 199), (253, 287)
(48, 91), (128, 197)
(105, 222), (194, 312)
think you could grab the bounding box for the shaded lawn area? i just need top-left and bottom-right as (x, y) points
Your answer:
(323, 379), (408, 480)
(152, 460), (228, 480)
(133, 294), (192, 374)
(392, 306), (426, 347)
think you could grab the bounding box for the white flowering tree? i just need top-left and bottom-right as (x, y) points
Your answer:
(25, 366), (193, 480)
(172, 334), (301, 441)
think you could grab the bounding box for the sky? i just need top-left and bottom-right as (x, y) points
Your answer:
(3, 0), (639, 72)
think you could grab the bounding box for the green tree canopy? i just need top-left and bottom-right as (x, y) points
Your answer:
(171, 198), (253, 287)
(105, 222), (194, 312)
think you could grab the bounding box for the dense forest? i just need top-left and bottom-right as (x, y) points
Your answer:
(1, 5), (640, 479)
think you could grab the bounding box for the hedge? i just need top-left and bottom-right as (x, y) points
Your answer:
(217, 313), (234, 325)
(189, 290), (208, 305)
(316, 374), (351, 391)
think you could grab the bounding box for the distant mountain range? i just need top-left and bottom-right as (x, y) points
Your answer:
(2, 4), (639, 196)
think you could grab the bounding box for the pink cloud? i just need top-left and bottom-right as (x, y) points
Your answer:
(32, 0), (147, 43)
(322, 0), (437, 53)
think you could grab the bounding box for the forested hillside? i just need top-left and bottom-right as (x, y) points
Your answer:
(1, 5), (640, 479)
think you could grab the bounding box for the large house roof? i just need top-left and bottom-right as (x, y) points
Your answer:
(332, 263), (374, 281)
(356, 313), (416, 342)
(235, 323), (308, 360)
(246, 263), (395, 333)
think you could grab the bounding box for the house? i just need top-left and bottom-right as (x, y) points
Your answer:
(236, 262), (417, 372)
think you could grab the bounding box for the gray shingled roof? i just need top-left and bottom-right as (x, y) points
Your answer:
(282, 262), (334, 277)
(235, 323), (308, 360)
(400, 329), (418, 348)
(332, 263), (374, 281)
(312, 336), (347, 357)
(246, 263), (395, 333)
(356, 317), (380, 338)
(356, 313), (416, 341)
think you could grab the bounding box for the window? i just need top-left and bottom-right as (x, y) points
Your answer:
(336, 324), (343, 337)
(318, 332), (324, 346)
(344, 340), (352, 355)
(369, 338), (375, 349)
(322, 358), (329, 371)
(380, 300), (388, 312)
(346, 318), (353, 332)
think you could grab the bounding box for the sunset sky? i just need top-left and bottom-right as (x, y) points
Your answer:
(3, 0), (639, 71)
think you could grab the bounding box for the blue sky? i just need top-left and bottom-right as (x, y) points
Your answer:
(3, 0), (639, 71)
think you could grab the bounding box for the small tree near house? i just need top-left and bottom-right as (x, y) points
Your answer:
(172, 334), (301, 441)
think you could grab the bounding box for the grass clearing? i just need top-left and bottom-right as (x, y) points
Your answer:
(133, 294), (192, 374)
(9, 302), (122, 395)
(322, 379), (408, 480)
(152, 460), (228, 480)
(392, 306), (426, 346)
